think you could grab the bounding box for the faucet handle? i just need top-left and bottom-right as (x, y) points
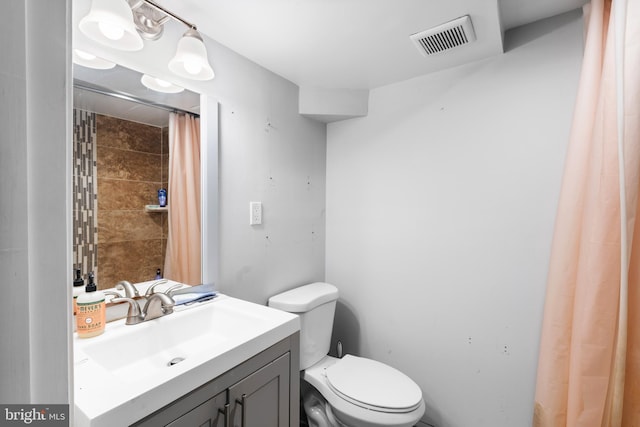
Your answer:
(143, 293), (175, 321)
(103, 290), (123, 304)
(103, 290), (122, 298)
(164, 283), (183, 295)
(145, 279), (169, 297)
(116, 281), (139, 299)
(111, 297), (143, 325)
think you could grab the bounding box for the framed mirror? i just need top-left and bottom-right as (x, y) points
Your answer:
(72, 62), (207, 287)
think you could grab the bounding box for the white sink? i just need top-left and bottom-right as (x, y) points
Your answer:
(74, 294), (300, 427)
(80, 301), (229, 382)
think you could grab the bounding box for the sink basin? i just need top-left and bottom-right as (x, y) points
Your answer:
(74, 293), (300, 427)
(80, 302), (228, 382)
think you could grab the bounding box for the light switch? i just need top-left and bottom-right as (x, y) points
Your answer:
(250, 202), (262, 225)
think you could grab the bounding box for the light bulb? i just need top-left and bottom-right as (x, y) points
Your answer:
(154, 78), (171, 88)
(140, 74), (184, 93)
(99, 21), (125, 40)
(168, 29), (214, 80)
(183, 61), (202, 75)
(75, 50), (96, 61)
(72, 49), (116, 69)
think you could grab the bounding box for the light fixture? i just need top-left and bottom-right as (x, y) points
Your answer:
(168, 29), (215, 81)
(79, 0), (144, 51)
(141, 74), (184, 93)
(130, 1), (169, 41)
(78, 0), (215, 81)
(72, 49), (116, 70)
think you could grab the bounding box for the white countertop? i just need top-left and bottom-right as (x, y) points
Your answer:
(73, 291), (299, 427)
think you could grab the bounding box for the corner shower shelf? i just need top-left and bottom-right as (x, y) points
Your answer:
(145, 205), (168, 213)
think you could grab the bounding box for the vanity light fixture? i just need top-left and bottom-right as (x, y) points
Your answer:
(141, 74), (185, 93)
(72, 49), (116, 70)
(79, 0), (144, 51)
(168, 29), (215, 81)
(79, 0), (215, 81)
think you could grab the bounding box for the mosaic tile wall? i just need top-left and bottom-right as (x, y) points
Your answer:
(73, 110), (167, 289)
(72, 110), (98, 282)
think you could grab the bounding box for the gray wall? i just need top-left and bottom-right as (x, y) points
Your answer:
(0, 0), (72, 405)
(217, 85), (327, 303)
(325, 11), (584, 427)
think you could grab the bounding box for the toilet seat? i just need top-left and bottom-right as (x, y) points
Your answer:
(303, 355), (426, 427)
(325, 355), (423, 413)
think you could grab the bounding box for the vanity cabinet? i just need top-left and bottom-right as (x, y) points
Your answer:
(166, 391), (227, 427)
(133, 334), (299, 427)
(228, 353), (290, 426)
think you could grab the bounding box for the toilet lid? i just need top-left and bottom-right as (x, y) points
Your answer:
(325, 355), (422, 412)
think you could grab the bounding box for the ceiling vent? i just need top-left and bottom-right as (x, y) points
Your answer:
(410, 15), (476, 56)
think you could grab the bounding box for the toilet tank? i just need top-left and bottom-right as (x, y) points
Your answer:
(268, 282), (339, 370)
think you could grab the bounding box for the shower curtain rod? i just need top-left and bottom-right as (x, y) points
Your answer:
(73, 79), (200, 117)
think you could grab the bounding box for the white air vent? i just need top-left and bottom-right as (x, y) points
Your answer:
(410, 15), (476, 56)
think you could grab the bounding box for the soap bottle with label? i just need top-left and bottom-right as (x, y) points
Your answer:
(76, 272), (106, 338)
(72, 269), (85, 316)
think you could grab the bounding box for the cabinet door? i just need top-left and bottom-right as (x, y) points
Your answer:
(228, 353), (290, 427)
(166, 389), (228, 427)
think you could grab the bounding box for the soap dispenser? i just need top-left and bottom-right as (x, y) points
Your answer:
(72, 269), (85, 316)
(76, 272), (106, 338)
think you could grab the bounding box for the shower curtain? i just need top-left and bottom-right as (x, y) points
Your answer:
(533, 0), (640, 426)
(164, 112), (202, 285)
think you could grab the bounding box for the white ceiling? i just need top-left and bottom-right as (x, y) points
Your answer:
(73, 0), (588, 125)
(155, 0), (588, 90)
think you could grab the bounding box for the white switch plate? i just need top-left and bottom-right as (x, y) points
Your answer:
(250, 201), (262, 225)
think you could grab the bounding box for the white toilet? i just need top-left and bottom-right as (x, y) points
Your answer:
(268, 282), (425, 427)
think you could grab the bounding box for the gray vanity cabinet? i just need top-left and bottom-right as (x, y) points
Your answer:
(228, 353), (290, 427)
(133, 334), (299, 427)
(166, 390), (227, 427)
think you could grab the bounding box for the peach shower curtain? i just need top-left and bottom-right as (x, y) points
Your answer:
(164, 113), (201, 285)
(533, 0), (640, 426)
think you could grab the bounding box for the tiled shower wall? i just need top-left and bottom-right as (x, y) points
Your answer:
(73, 109), (168, 289)
(96, 114), (168, 288)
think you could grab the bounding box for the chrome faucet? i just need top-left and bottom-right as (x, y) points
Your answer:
(116, 280), (140, 298)
(145, 279), (182, 297)
(112, 293), (175, 325)
(110, 297), (143, 324)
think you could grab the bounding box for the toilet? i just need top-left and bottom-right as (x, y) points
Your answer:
(268, 282), (425, 427)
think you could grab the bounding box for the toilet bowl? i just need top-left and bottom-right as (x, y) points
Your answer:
(268, 282), (425, 427)
(303, 355), (425, 427)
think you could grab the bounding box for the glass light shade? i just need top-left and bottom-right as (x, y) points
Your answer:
(79, 0), (144, 51)
(141, 74), (185, 93)
(72, 49), (116, 70)
(168, 29), (215, 81)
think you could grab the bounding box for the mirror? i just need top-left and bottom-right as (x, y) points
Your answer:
(72, 63), (202, 288)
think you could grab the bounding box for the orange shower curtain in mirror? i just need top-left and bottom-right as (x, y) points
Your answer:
(533, 0), (640, 426)
(164, 113), (201, 285)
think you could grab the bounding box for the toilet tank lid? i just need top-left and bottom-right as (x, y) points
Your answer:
(268, 282), (338, 313)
